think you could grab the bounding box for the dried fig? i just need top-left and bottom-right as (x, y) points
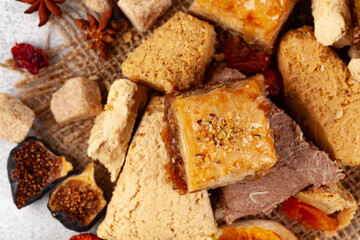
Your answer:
(8, 137), (73, 209)
(48, 162), (107, 232)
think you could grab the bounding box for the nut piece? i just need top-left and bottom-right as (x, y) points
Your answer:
(0, 93), (35, 143)
(312, 0), (353, 48)
(348, 45), (360, 83)
(87, 79), (148, 182)
(348, 58), (360, 83)
(50, 77), (102, 123)
(118, 0), (172, 32)
(81, 0), (110, 14)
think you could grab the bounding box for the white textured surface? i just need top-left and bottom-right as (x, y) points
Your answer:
(0, 0), (97, 239)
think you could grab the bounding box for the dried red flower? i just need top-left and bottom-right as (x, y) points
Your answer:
(223, 36), (270, 74)
(70, 233), (100, 240)
(11, 43), (49, 75)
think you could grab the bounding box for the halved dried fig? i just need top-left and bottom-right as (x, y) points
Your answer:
(8, 137), (73, 209)
(48, 162), (107, 232)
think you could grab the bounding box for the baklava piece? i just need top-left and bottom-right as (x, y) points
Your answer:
(164, 74), (278, 192)
(0, 93), (35, 143)
(118, 0), (172, 32)
(189, 0), (299, 53)
(50, 77), (102, 123)
(88, 79), (148, 182)
(121, 11), (216, 92)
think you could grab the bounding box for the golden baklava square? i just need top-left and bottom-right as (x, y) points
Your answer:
(189, 0), (298, 53)
(166, 75), (278, 192)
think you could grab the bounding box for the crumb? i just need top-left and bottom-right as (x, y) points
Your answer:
(123, 31), (132, 43)
(104, 80), (111, 92)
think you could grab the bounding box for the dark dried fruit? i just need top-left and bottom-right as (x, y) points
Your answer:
(48, 162), (107, 232)
(223, 36), (270, 74)
(8, 137), (73, 209)
(11, 43), (49, 75)
(70, 233), (100, 240)
(262, 68), (283, 97)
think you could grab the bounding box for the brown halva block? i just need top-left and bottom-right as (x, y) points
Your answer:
(0, 93), (35, 143)
(50, 77), (102, 123)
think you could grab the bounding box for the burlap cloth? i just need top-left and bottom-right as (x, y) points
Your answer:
(1, 0), (359, 239)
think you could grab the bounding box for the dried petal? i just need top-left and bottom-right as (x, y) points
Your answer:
(44, 0), (62, 18)
(99, 8), (112, 31)
(11, 43), (49, 75)
(24, 0), (40, 14)
(38, 0), (50, 27)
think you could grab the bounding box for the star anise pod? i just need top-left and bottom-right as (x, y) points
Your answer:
(17, 0), (65, 27)
(74, 8), (117, 60)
